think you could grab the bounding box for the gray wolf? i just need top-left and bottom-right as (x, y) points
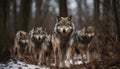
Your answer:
(28, 27), (52, 65)
(13, 31), (30, 60)
(51, 16), (75, 68)
(75, 26), (95, 63)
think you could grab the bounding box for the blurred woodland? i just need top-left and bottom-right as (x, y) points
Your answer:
(0, 0), (120, 68)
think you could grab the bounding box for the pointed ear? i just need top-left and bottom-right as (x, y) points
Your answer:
(82, 27), (86, 31)
(44, 28), (46, 31)
(26, 33), (28, 36)
(33, 27), (36, 31)
(68, 15), (72, 21)
(19, 32), (22, 36)
(56, 16), (61, 22)
(40, 27), (43, 30)
(92, 26), (95, 30)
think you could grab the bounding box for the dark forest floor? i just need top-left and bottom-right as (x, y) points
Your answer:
(0, 56), (120, 69)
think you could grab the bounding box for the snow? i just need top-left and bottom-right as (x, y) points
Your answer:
(0, 58), (83, 69)
(0, 59), (49, 69)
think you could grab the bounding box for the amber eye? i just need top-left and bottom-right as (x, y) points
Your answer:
(20, 38), (22, 40)
(57, 22), (62, 26)
(33, 33), (35, 35)
(42, 32), (46, 35)
(66, 22), (71, 26)
(85, 30), (90, 33)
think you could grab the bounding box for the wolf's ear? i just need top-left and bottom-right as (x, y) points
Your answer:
(40, 27), (43, 30)
(56, 16), (61, 22)
(68, 15), (72, 21)
(82, 27), (86, 31)
(44, 28), (46, 31)
(19, 32), (22, 36)
(33, 27), (35, 30)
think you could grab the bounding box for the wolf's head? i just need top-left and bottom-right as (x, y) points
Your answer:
(85, 26), (95, 38)
(78, 26), (95, 38)
(16, 31), (29, 47)
(54, 16), (75, 37)
(29, 27), (47, 42)
(77, 26), (95, 44)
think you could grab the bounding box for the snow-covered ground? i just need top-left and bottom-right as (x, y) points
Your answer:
(0, 59), (49, 69)
(0, 59), (83, 69)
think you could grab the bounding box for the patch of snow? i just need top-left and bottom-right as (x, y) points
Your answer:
(0, 58), (84, 69)
(51, 63), (55, 66)
(0, 59), (49, 69)
(65, 59), (83, 65)
(75, 61), (83, 65)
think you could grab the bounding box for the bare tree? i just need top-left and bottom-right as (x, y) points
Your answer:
(19, 0), (31, 31)
(113, 0), (120, 42)
(58, 0), (68, 16)
(0, 0), (10, 62)
(76, 0), (83, 24)
(35, 0), (43, 27)
(6, 0), (17, 44)
(93, 0), (100, 33)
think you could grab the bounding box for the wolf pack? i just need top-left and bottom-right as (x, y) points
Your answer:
(11, 16), (95, 68)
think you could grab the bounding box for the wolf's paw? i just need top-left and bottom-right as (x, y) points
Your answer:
(65, 61), (70, 68)
(59, 63), (64, 68)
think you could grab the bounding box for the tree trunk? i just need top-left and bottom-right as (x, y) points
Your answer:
(77, 0), (83, 24)
(6, 0), (16, 44)
(35, 0), (43, 27)
(0, 0), (10, 62)
(19, 0), (31, 31)
(58, 0), (68, 17)
(102, 0), (110, 34)
(112, 0), (120, 43)
(93, 0), (100, 33)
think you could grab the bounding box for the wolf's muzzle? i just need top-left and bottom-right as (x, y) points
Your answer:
(63, 29), (66, 33)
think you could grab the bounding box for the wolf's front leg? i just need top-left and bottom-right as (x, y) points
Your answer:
(58, 47), (64, 68)
(17, 47), (22, 60)
(31, 47), (35, 59)
(86, 50), (90, 63)
(32, 49), (38, 64)
(13, 46), (17, 58)
(80, 49), (85, 64)
(65, 47), (73, 68)
(39, 50), (46, 65)
(54, 47), (58, 66)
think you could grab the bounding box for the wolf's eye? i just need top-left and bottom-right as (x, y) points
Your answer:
(33, 33), (38, 36)
(33, 33), (35, 35)
(85, 31), (90, 33)
(66, 23), (72, 26)
(43, 32), (46, 35)
(19, 38), (23, 40)
(57, 22), (62, 26)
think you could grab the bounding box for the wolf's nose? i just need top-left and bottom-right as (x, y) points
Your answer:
(63, 29), (66, 33)
(38, 37), (41, 40)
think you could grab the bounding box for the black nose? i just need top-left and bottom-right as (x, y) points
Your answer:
(63, 29), (66, 33)
(38, 37), (41, 40)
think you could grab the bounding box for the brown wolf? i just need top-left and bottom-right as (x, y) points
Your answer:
(75, 26), (95, 63)
(13, 31), (30, 60)
(28, 27), (51, 65)
(51, 16), (75, 68)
